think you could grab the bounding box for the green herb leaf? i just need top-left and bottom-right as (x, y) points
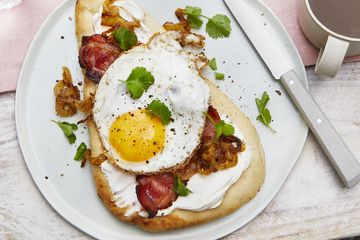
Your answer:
(215, 72), (224, 80)
(113, 27), (138, 51)
(68, 134), (76, 144)
(204, 113), (234, 139)
(174, 175), (192, 196)
(187, 15), (203, 29)
(74, 142), (87, 161)
(182, 6), (232, 38)
(184, 6), (202, 16)
(52, 120), (78, 144)
(215, 120), (235, 139)
(146, 99), (172, 125)
(184, 6), (203, 29)
(255, 91), (276, 132)
(205, 14), (231, 39)
(209, 58), (217, 70)
(125, 67), (155, 99)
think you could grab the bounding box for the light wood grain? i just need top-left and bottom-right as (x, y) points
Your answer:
(1, 62), (360, 239)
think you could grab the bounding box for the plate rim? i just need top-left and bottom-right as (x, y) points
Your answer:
(15, 0), (309, 239)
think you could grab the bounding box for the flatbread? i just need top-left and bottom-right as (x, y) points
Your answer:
(75, 0), (266, 232)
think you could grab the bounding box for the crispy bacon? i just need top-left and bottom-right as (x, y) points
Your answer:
(136, 173), (177, 218)
(79, 34), (121, 83)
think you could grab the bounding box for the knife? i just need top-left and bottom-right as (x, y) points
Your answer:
(224, 0), (360, 188)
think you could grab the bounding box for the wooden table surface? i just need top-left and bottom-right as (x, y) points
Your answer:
(0, 62), (359, 239)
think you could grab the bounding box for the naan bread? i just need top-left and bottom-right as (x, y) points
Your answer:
(75, 0), (265, 232)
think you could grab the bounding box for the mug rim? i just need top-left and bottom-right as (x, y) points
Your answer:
(305, 0), (360, 42)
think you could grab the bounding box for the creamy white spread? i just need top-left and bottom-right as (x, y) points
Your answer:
(93, 0), (153, 43)
(100, 117), (252, 217)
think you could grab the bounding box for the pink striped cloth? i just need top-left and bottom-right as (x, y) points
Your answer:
(0, 0), (359, 93)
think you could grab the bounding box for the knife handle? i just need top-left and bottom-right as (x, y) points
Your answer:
(280, 70), (360, 188)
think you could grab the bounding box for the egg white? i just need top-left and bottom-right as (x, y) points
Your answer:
(93, 31), (210, 173)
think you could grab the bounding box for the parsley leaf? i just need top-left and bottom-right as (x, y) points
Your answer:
(209, 58), (217, 70)
(215, 72), (224, 80)
(125, 67), (155, 99)
(184, 6), (202, 16)
(174, 175), (192, 196)
(146, 99), (172, 125)
(187, 15), (203, 29)
(255, 91), (276, 132)
(74, 142), (87, 161)
(215, 120), (235, 139)
(113, 27), (138, 51)
(182, 6), (232, 39)
(206, 14), (231, 39)
(209, 59), (225, 81)
(52, 120), (78, 144)
(184, 6), (203, 29)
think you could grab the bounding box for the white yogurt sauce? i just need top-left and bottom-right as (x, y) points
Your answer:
(100, 115), (252, 217)
(93, 0), (153, 43)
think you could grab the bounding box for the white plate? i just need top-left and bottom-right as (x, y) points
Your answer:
(15, 0), (308, 239)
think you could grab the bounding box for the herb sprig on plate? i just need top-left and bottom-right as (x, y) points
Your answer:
(208, 58), (225, 80)
(183, 6), (232, 39)
(52, 120), (78, 144)
(74, 142), (87, 161)
(255, 91), (276, 132)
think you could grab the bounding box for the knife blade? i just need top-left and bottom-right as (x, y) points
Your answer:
(224, 0), (360, 188)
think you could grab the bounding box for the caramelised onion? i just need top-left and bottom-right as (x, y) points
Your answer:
(75, 94), (94, 113)
(198, 159), (215, 175)
(80, 148), (107, 168)
(90, 153), (108, 166)
(179, 32), (206, 48)
(175, 135), (244, 178)
(199, 135), (244, 173)
(175, 8), (186, 21)
(221, 135), (242, 153)
(163, 8), (205, 49)
(100, 0), (140, 30)
(54, 67), (80, 117)
(163, 21), (190, 32)
(54, 67), (94, 117)
(81, 149), (91, 168)
(101, 0), (124, 27)
(163, 8), (190, 32)
(55, 97), (78, 117)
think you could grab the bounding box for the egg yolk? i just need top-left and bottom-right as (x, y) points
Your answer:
(109, 110), (165, 162)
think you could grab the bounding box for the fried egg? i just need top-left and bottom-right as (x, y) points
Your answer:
(93, 31), (210, 173)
